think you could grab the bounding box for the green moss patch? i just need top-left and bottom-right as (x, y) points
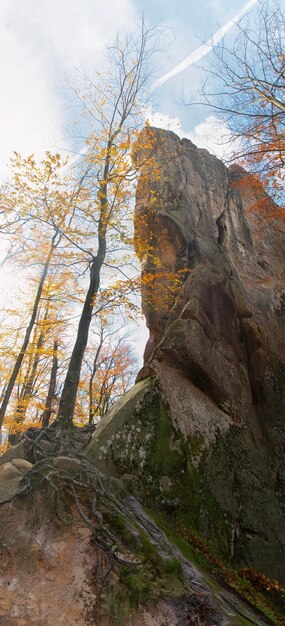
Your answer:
(119, 531), (183, 612)
(148, 510), (285, 626)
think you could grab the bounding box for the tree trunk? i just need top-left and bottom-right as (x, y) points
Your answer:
(12, 302), (49, 428)
(41, 340), (58, 427)
(8, 328), (45, 445)
(57, 255), (104, 427)
(57, 156), (110, 428)
(88, 374), (95, 425)
(88, 333), (104, 424)
(0, 237), (57, 430)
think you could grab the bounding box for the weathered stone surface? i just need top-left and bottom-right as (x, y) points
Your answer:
(87, 378), (153, 473)
(0, 458), (31, 485)
(0, 459), (32, 504)
(0, 506), (96, 626)
(0, 460), (263, 626)
(0, 475), (23, 504)
(88, 374), (285, 580)
(133, 127), (285, 366)
(0, 461), (22, 482)
(11, 458), (33, 474)
(53, 456), (81, 475)
(133, 128), (285, 579)
(0, 440), (31, 466)
(88, 127), (285, 582)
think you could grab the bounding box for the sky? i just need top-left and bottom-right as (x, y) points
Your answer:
(0, 0), (275, 361)
(0, 0), (267, 176)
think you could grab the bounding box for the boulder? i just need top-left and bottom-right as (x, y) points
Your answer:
(0, 459), (32, 504)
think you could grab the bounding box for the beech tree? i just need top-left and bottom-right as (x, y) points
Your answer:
(0, 269), (73, 438)
(56, 24), (158, 427)
(9, 304), (51, 439)
(0, 154), (85, 431)
(197, 0), (284, 202)
(40, 340), (59, 428)
(0, 232), (60, 430)
(0, 25), (164, 436)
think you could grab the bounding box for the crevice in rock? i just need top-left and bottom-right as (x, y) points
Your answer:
(216, 210), (227, 246)
(240, 526), (269, 540)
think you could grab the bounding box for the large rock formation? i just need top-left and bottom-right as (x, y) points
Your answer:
(1, 127), (284, 625)
(88, 127), (285, 582)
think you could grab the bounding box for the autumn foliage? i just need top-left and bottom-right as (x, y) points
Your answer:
(0, 25), (168, 439)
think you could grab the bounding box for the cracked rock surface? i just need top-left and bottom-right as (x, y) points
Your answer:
(89, 127), (285, 581)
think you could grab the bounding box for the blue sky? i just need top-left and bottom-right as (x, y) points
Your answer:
(0, 0), (272, 178)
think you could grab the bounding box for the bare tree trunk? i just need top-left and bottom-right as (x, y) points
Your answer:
(12, 297), (50, 431)
(41, 340), (58, 427)
(56, 158), (109, 428)
(88, 331), (104, 424)
(88, 375), (95, 425)
(0, 235), (58, 430)
(8, 327), (45, 445)
(57, 253), (105, 427)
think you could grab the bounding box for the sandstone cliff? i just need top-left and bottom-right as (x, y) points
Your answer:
(88, 127), (285, 582)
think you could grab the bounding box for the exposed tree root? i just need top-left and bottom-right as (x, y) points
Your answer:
(1, 425), (142, 583)
(20, 422), (96, 463)
(0, 425), (268, 625)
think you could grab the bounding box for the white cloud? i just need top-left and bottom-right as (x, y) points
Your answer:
(2, 0), (136, 70)
(144, 107), (236, 161)
(144, 107), (182, 133)
(0, 0), (136, 179)
(0, 16), (63, 177)
(185, 116), (237, 161)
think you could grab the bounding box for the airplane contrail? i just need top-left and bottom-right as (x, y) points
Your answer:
(59, 0), (258, 172)
(150, 0), (259, 92)
(59, 146), (88, 176)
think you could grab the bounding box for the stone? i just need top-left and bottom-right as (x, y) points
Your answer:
(53, 456), (81, 475)
(133, 126), (285, 366)
(11, 459), (33, 474)
(0, 459), (31, 504)
(131, 127), (285, 579)
(88, 127), (285, 580)
(159, 475), (173, 491)
(0, 440), (31, 466)
(0, 476), (23, 504)
(0, 462), (22, 482)
(86, 378), (152, 467)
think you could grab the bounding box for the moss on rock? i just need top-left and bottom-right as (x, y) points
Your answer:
(87, 376), (285, 583)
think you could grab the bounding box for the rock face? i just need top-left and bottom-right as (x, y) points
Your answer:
(133, 126), (285, 368)
(88, 127), (285, 581)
